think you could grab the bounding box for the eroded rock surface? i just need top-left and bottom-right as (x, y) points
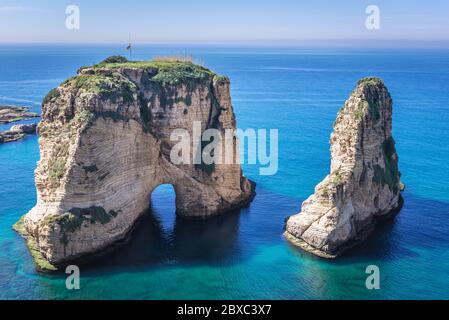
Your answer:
(0, 105), (39, 124)
(285, 78), (403, 258)
(0, 123), (37, 143)
(16, 57), (255, 270)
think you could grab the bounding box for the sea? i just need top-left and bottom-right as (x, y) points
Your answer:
(0, 44), (448, 299)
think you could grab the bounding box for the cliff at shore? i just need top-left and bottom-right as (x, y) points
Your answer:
(15, 56), (255, 271)
(285, 77), (403, 258)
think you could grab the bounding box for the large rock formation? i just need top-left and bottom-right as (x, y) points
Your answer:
(285, 78), (403, 258)
(15, 57), (255, 271)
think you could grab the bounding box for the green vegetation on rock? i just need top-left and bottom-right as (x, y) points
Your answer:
(51, 56), (221, 132)
(332, 170), (343, 187)
(48, 158), (66, 181)
(73, 108), (95, 126)
(366, 97), (380, 121)
(339, 78), (385, 122)
(357, 77), (385, 121)
(43, 88), (60, 104)
(322, 186), (330, 197)
(214, 75), (229, 83)
(13, 216), (58, 272)
(354, 101), (366, 120)
(100, 55), (128, 64)
(65, 73), (136, 104)
(138, 95), (152, 133)
(12, 215), (27, 236)
(357, 77), (384, 87)
(373, 137), (400, 193)
(93, 56), (216, 88)
(42, 206), (120, 245)
(48, 143), (69, 186)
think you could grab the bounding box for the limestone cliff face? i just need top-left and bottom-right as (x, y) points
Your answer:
(285, 78), (403, 258)
(18, 57), (254, 270)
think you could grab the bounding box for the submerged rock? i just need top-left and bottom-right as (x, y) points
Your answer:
(0, 123), (37, 143)
(16, 57), (255, 271)
(285, 77), (403, 258)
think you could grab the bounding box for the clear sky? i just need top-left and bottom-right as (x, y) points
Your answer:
(0, 0), (448, 45)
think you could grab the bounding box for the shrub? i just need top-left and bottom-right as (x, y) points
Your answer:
(357, 77), (384, 87)
(43, 88), (60, 104)
(48, 158), (66, 181)
(47, 143), (69, 186)
(101, 55), (128, 64)
(372, 137), (400, 194)
(45, 206), (120, 244)
(74, 109), (95, 126)
(332, 170), (343, 186)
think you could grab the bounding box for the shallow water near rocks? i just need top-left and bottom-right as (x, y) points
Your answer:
(1, 45), (449, 299)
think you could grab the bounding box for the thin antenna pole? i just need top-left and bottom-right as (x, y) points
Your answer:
(128, 33), (133, 60)
(129, 33), (132, 61)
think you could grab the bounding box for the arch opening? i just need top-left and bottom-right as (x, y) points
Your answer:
(149, 184), (177, 232)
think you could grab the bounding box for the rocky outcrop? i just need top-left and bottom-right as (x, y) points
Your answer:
(0, 124), (37, 143)
(11, 123), (38, 134)
(285, 78), (403, 258)
(16, 57), (255, 271)
(0, 105), (39, 124)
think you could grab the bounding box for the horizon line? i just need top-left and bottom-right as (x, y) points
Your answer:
(1, 39), (449, 49)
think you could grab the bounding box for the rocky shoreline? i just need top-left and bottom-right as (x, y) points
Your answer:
(0, 123), (37, 143)
(0, 105), (39, 124)
(0, 105), (39, 143)
(284, 195), (404, 258)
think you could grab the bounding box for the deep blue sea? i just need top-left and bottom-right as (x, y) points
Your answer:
(0, 45), (448, 299)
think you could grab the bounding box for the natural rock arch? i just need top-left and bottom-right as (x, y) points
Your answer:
(15, 57), (255, 271)
(149, 184), (176, 215)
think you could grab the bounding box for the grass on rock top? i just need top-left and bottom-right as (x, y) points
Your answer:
(357, 77), (384, 87)
(45, 56), (224, 106)
(62, 72), (137, 104)
(91, 56), (218, 86)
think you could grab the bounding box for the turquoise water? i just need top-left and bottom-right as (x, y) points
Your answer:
(1, 45), (449, 299)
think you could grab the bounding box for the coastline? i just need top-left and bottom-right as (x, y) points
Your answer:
(12, 216), (58, 272)
(284, 194), (405, 259)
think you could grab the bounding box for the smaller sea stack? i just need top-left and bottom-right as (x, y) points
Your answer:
(285, 77), (403, 258)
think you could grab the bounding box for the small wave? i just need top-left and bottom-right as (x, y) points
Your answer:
(261, 67), (331, 72)
(0, 96), (40, 106)
(233, 66), (449, 75)
(0, 78), (63, 85)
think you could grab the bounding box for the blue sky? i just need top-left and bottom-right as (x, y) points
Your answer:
(0, 0), (448, 45)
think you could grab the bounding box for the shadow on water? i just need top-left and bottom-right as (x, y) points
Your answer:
(286, 189), (449, 265)
(84, 186), (245, 272)
(45, 185), (449, 276)
(170, 211), (241, 263)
